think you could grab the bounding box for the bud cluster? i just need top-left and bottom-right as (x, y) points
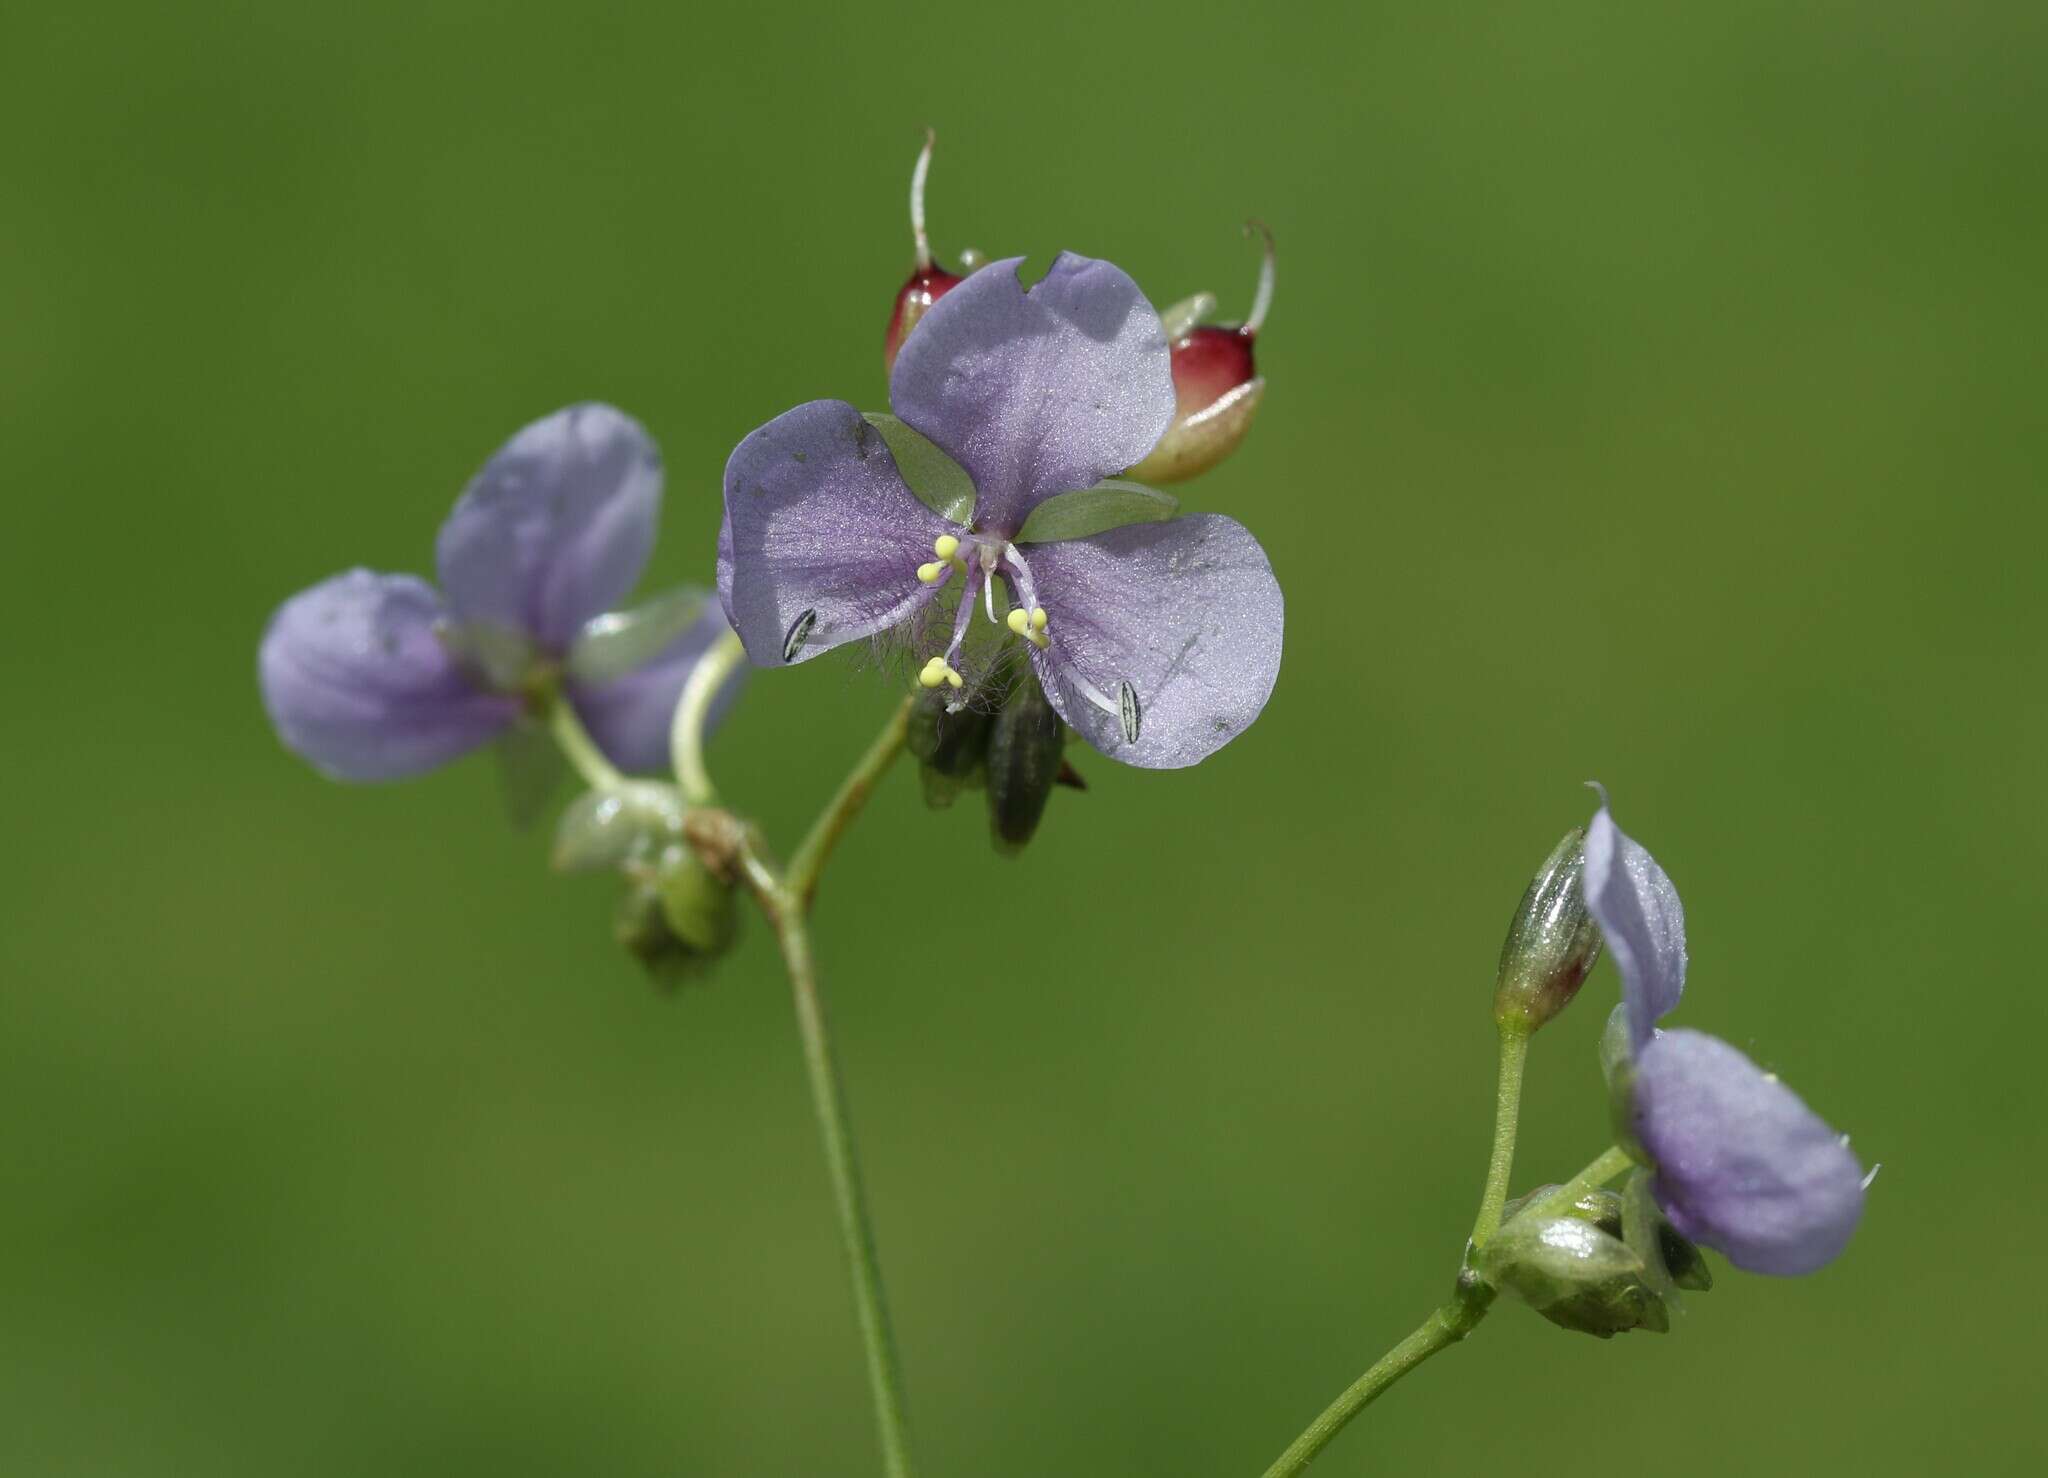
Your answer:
(554, 781), (737, 988)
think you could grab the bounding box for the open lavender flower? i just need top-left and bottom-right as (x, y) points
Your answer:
(720, 253), (1283, 769)
(260, 403), (740, 782)
(1582, 794), (1867, 1276)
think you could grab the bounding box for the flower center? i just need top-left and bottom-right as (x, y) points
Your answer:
(905, 535), (1141, 744)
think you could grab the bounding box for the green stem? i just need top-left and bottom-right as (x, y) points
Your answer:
(1518, 1145), (1634, 1226)
(548, 696), (624, 793)
(1257, 1291), (1493, 1478)
(668, 628), (747, 806)
(1469, 1023), (1531, 1249)
(784, 695), (914, 908)
(688, 698), (920, 1478)
(768, 901), (916, 1478)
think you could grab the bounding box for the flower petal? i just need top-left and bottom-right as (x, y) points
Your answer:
(889, 254), (1176, 539)
(258, 570), (517, 780)
(1023, 514), (1282, 769)
(1633, 1030), (1865, 1276)
(567, 601), (745, 774)
(1583, 797), (1688, 1051)
(719, 399), (955, 666)
(435, 404), (663, 650)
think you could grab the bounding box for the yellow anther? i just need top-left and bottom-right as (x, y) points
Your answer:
(932, 534), (960, 560)
(944, 668), (964, 689)
(1006, 607), (1049, 649)
(918, 656), (965, 690)
(916, 561), (946, 584)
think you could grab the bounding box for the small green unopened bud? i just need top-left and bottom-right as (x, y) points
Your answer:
(552, 782), (686, 872)
(1493, 827), (1602, 1032)
(1483, 1214), (1669, 1338)
(984, 678), (1067, 855)
(614, 845), (736, 990)
(907, 689), (994, 810)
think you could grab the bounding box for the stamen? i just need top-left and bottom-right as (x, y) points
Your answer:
(918, 656), (964, 690)
(1030, 607), (1047, 632)
(999, 542), (1042, 616)
(782, 609), (817, 664)
(910, 129), (936, 272)
(917, 562), (947, 584)
(1005, 607), (1049, 650)
(1242, 220), (1277, 336)
(932, 533), (959, 560)
(1062, 669), (1143, 746)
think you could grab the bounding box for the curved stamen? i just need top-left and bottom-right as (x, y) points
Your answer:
(910, 129), (936, 272)
(1062, 669), (1142, 745)
(1242, 220), (1277, 336)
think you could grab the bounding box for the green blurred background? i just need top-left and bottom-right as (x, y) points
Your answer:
(4, 1), (2042, 1472)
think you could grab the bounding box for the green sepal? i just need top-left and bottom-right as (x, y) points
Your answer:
(862, 413), (975, 525)
(1014, 480), (1179, 544)
(567, 587), (707, 685)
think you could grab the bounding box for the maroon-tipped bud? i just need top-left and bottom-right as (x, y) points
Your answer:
(884, 131), (968, 373)
(1129, 222), (1274, 485)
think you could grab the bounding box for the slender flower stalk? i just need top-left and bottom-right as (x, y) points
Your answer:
(669, 628), (748, 806)
(1469, 1022), (1532, 1249)
(672, 684), (918, 1478)
(548, 694), (626, 793)
(787, 696), (914, 906)
(1520, 1146), (1636, 1226)
(1257, 1289), (1493, 1478)
(771, 904), (916, 1478)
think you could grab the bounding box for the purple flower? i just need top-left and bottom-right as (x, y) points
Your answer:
(718, 254), (1283, 770)
(1582, 795), (1867, 1276)
(260, 404), (740, 782)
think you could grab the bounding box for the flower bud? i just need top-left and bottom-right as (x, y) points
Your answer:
(906, 686), (994, 810)
(984, 676), (1068, 855)
(1127, 223), (1274, 485)
(551, 782), (686, 872)
(1494, 1174), (1711, 1337)
(884, 132), (974, 373)
(1493, 827), (1602, 1033)
(614, 844), (735, 990)
(1484, 1213), (1671, 1338)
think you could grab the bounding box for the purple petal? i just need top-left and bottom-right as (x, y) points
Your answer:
(1583, 798), (1688, 1052)
(1022, 514), (1282, 769)
(435, 404), (663, 650)
(719, 399), (955, 666)
(259, 569), (518, 781)
(567, 603), (745, 774)
(889, 254), (1176, 540)
(1633, 1030), (1865, 1276)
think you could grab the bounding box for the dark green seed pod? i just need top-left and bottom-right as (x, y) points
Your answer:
(984, 678), (1067, 854)
(907, 688), (994, 810)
